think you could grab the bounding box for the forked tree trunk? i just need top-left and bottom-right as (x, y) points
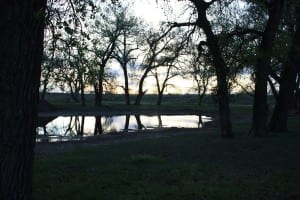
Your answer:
(268, 63), (297, 131)
(135, 68), (151, 105)
(0, 1), (46, 199)
(252, 0), (284, 136)
(269, 5), (300, 131)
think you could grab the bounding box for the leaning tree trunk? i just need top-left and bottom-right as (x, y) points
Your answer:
(267, 76), (279, 101)
(269, 5), (300, 131)
(135, 115), (144, 130)
(252, 0), (284, 136)
(194, 2), (233, 138)
(268, 62), (297, 131)
(135, 68), (151, 105)
(0, 1), (46, 200)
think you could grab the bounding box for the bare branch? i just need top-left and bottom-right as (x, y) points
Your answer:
(224, 28), (264, 38)
(151, 21), (197, 45)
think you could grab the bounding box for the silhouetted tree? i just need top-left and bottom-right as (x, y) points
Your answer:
(0, 1), (46, 199)
(135, 28), (187, 105)
(112, 8), (141, 105)
(152, 29), (187, 105)
(124, 115), (130, 132)
(94, 116), (103, 135)
(190, 0), (233, 137)
(90, 5), (123, 106)
(269, 2), (300, 131)
(251, 0), (285, 136)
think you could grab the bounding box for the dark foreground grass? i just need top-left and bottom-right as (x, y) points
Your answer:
(34, 114), (300, 200)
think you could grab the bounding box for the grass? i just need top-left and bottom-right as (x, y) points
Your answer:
(34, 113), (300, 200)
(34, 93), (299, 199)
(42, 93), (276, 116)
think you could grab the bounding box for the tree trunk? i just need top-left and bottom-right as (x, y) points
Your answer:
(214, 64), (233, 138)
(94, 67), (104, 106)
(158, 115), (163, 128)
(135, 115), (144, 129)
(157, 92), (163, 105)
(80, 116), (85, 136)
(194, 1), (233, 138)
(80, 78), (85, 107)
(123, 66), (130, 105)
(268, 63), (297, 131)
(197, 78), (208, 107)
(267, 76), (279, 101)
(135, 68), (150, 105)
(69, 81), (80, 102)
(40, 77), (48, 101)
(154, 71), (162, 105)
(198, 116), (203, 128)
(124, 115), (130, 132)
(269, 5), (300, 131)
(252, 0), (284, 136)
(94, 84), (101, 106)
(94, 116), (103, 135)
(0, 1), (46, 200)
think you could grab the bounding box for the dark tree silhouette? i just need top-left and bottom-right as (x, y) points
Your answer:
(251, 0), (284, 136)
(112, 10), (140, 105)
(94, 116), (103, 135)
(190, 0), (233, 138)
(269, 3), (300, 131)
(0, 1), (46, 199)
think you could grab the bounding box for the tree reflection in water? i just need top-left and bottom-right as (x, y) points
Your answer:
(94, 116), (102, 135)
(135, 115), (145, 130)
(158, 115), (162, 128)
(198, 115), (203, 128)
(36, 115), (212, 140)
(124, 115), (130, 133)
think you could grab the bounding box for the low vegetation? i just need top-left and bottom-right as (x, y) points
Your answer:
(34, 95), (300, 200)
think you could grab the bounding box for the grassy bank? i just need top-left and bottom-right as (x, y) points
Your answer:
(34, 111), (300, 199)
(42, 92), (260, 110)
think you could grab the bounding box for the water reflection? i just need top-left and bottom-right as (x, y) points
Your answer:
(94, 116), (102, 135)
(36, 115), (212, 142)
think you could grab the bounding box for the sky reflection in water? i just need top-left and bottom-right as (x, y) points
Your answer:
(36, 115), (212, 142)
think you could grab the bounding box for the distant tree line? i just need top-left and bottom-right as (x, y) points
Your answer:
(41, 3), (193, 107)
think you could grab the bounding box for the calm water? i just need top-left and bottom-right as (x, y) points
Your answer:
(36, 115), (212, 142)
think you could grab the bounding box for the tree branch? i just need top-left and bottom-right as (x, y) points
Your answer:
(151, 21), (197, 45)
(224, 28), (264, 38)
